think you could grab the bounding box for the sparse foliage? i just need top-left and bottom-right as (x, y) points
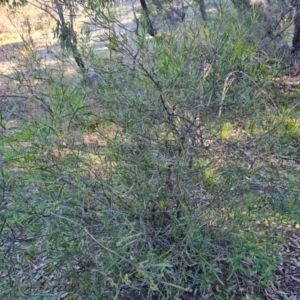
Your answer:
(1, 0), (300, 299)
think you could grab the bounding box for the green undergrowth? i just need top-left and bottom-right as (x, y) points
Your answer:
(1, 4), (300, 300)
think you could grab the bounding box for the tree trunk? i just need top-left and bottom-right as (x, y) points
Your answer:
(140, 0), (156, 36)
(292, 3), (300, 53)
(53, 0), (85, 71)
(197, 0), (207, 21)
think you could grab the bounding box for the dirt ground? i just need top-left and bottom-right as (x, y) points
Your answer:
(0, 0), (146, 123)
(0, 0), (143, 73)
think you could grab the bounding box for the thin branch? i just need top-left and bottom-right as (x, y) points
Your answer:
(28, 0), (60, 23)
(84, 228), (139, 268)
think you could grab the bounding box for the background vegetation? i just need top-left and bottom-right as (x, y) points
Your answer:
(1, 0), (300, 299)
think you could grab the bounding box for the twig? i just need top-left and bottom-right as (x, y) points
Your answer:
(218, 72), (235, 118)
(0, 95), (27, 99)
(84, 228), (138, 268)
(272, 155), (300, 163)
